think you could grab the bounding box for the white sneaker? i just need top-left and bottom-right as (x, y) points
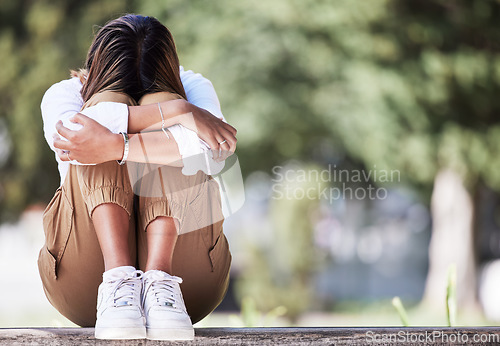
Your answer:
(142, 270), (194, 340)
(95, 266), (146, 340)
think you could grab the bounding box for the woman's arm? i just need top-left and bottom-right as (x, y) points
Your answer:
(53, 113), (183, 166)
(127, 100), (236, 156)
(41, 78), (127, 155)
(41, 67), (236, 160)
(128, 66), (226, 130)
(127, 67), (236, 154)
(54, 113), (228, 175)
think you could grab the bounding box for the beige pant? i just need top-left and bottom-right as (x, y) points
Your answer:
(37, 91), (231, 327)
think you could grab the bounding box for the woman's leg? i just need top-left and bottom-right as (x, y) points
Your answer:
(81, 90), (137, 271)
(38, 161), (137, 327)
(77, 92), (145, 339)
(38, 90), (141, 332)
(144, 216), (178, 273)
(132, 92), (194, 340)
(137, 196), (232, 324)
(135, 91), (184, 276)
(134, 91), (231, 325)
(93, 204), (134, 271)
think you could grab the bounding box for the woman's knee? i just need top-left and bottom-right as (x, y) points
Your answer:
(75, 162), (134, 218)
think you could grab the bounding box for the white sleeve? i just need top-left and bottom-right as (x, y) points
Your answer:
(79, 102), (129, 134)
(41, 78), (129, 167)
(180, 66), (226, 121)
(171, 67), (227, 175)
(168, 124), (225, 176)
(41, 78), (129, 148)
(41, 78), (83, 154)
(41, 73), (227, 174)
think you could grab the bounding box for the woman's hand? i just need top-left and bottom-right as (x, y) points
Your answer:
(179, 102), (237, 162)
(53, 113), (123, 164)
(128, 99), (237, 162)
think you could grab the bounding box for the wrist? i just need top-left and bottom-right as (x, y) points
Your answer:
(112, 133), (125, 161)
(171, 99), (191, 125)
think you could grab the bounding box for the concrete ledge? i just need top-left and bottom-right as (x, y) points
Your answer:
(1, 327), (500, 345)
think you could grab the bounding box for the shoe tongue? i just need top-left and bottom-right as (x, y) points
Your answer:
(145, 270), (182, 283)
(103, 265), (137, 281)
(146, 270), (171, 281)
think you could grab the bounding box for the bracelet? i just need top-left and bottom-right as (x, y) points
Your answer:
(117, 132), (129, 165)
(158, 102), (170, 139)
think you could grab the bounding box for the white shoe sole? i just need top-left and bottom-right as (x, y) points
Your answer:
(95, 327), (146, 340)
(147, 327), (194, 340)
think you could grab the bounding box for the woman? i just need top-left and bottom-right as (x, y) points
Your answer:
(39, 15), (236, 340)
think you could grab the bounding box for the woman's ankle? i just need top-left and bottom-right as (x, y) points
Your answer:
(104, 261), (135, 272)
(144, 263), (172, 275)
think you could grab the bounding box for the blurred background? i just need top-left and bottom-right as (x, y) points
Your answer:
(1, 0), (500, 328)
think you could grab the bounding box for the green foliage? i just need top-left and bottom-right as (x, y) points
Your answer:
(447, 263), (457, 327)
(135, 0), (500, 317)
(0, 0), (136, 219)
(393, 263), (458, 327)
(392, 296), (410, 327)
(234, 163), (329, 320)
(1, 0), (499, 319)
(146, 0), (500, 188)
(230, 296), (287, 327)
(3, 0), (498, 217)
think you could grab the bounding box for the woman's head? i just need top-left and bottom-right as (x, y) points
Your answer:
(78, 14), (186, 102)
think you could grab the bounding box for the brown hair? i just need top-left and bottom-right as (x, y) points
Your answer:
(74, 14), (186, 102)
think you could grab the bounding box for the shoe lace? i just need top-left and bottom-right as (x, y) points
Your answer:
(110, 270), (143, 307)
(143, 273), (183, 310)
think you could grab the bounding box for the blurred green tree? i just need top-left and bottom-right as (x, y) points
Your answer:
(142, 0), (500, 316)
(0, 0), (136, 220)
(1, 0), (499, 320)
